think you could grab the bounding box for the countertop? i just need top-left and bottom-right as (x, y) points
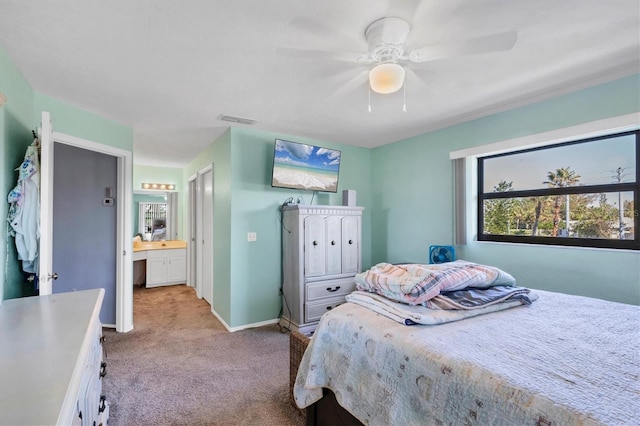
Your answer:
(0, 289), (104, 425)
(133, 240), (187, 252)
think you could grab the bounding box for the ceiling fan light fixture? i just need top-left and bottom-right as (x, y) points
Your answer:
(369, 63), (405, 94)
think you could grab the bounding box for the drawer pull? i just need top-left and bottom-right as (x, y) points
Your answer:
(348, 239), (353, 244)
(99, 361), (107, 378)
(313, 240), (318, 246)
(326, 286), (341, 293)
(331, 240), (336, 245)
(326, 306), (333, 311)
(99, 395), (107, 413)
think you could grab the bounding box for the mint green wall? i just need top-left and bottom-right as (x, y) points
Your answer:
(0, 47), (38, 301)
(34, 93), (133, 151)
(133, 164), (183, 192)
(133, 165), (183, 239)
(183, 129), (232, 322)
(0, 47), (133, 303)
(228, 128), (372, 327)
(184, 127), (372, 327)
(372, 74), (640, 305)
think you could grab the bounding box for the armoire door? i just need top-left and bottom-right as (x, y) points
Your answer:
(304, 216), (326, 277)
(341, 216), (360, 274)
(325, 216), (342, 275)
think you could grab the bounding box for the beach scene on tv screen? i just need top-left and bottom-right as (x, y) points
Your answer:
(272, 139), (340, 192)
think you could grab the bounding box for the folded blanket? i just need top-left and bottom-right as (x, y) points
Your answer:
(345, 290), (537, 325)
(427, 285), (533, 310)
(355, 260), (516, 305)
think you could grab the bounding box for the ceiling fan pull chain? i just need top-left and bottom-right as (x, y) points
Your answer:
(403, 82), (407, 112)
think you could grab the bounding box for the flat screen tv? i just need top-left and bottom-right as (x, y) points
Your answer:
(271, 139), (341, 193)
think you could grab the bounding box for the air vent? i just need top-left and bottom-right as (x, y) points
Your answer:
(217, 114), (257, 125)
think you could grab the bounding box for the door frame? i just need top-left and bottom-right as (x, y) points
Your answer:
(187, 174), (197, 290)
(38, 112), (133, 332)
(196, 164), (213, 303)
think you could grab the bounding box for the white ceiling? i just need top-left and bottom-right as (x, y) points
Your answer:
(1, 1), (638, 168)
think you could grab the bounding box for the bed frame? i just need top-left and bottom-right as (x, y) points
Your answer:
(305, 389), (361, 426)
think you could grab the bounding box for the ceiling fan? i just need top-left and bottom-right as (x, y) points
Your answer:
(280, 15), (518, 97)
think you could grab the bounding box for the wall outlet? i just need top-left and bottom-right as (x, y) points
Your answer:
(247, 232), (257, 242)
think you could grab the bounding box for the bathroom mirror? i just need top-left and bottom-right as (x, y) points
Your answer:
(133, 190), (178, 241)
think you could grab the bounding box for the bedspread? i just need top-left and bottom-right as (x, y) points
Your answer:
(294, 290), (640, 426)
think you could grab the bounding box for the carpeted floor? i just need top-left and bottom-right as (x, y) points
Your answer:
(102, 284), (305, 426)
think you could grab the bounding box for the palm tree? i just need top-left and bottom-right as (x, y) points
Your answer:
(543, 167), (581, 237)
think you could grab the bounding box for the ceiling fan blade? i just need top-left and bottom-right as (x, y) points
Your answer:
(326, 69), (369, 102)
(287, 17), (367, 52)
(277, 46), (366, 63)
(404, 67), (430, 91)
(407, 31), (518, 63)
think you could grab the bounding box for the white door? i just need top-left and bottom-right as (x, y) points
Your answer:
(187, 177), (197, 288)
(38, 112), (54, 294)
(37, 111), (134, 332)
(201, 167), (214, 306)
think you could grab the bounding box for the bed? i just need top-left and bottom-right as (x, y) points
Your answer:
(293, 262), (640, 426)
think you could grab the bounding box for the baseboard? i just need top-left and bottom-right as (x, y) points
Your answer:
(210, 307), (280, 332)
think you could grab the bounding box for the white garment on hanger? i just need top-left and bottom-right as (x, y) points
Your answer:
(7, 140), (40, 273)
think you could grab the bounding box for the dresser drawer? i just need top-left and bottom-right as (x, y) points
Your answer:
(306, 278), (356, 302)
(305, 296), (347, 323)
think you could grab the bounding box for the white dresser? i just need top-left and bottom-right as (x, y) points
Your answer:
(280, 204), (363, 334)
(0, 289), (108, 426)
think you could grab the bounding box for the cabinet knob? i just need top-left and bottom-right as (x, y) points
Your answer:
(348, 240), (353, 245)
(99, 361), (107, 378)
(331, 240), (336, 245)
(313, 240), (318, 246)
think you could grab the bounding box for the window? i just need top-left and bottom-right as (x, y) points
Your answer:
(478, 130), (639, 250)
(138, 202), (167, 240)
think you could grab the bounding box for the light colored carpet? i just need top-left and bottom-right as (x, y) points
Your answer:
(102, 284), (304, 426)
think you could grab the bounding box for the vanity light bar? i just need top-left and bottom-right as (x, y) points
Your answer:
(142, 183), (175, 190)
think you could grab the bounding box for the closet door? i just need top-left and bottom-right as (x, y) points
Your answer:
(304, 216), (326, 277)
(341, 216), (359, 274)
(325, 216), (342, 275)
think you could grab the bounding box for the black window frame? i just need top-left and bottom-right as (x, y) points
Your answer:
(477, 130), (640, 250)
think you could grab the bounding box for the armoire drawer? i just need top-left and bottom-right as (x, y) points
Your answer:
(305, 297), (346, 323)
(306, 278), (356, 302)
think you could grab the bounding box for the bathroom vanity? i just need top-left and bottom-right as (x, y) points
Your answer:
(133, 240), (187, 287)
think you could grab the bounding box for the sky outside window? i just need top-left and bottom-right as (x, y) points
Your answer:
(483, 134), (636, 192)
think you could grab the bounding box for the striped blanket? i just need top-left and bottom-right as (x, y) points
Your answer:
(354, 260), (517, 305)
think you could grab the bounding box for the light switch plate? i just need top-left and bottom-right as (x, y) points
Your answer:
(247, 232), (257, 242)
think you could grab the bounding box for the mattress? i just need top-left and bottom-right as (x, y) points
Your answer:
(294, 290), (640, 425)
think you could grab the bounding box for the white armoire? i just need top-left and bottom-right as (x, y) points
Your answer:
(280, 204), (363, 334)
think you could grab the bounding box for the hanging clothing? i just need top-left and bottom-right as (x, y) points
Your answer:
(7, 138), (40, 273)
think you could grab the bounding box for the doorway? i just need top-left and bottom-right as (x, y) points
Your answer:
(52, 143), (117, 325)
(195, 165), (213, 306)
(38, 111), (133, 332)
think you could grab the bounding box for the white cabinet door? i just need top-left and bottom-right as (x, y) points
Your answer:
(304, 216), (326, 277)
(341, 216), (359, 274)
(146, 257), (166, 285)
(166, 254), (186, 282)
(325, 216), (342, 275)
